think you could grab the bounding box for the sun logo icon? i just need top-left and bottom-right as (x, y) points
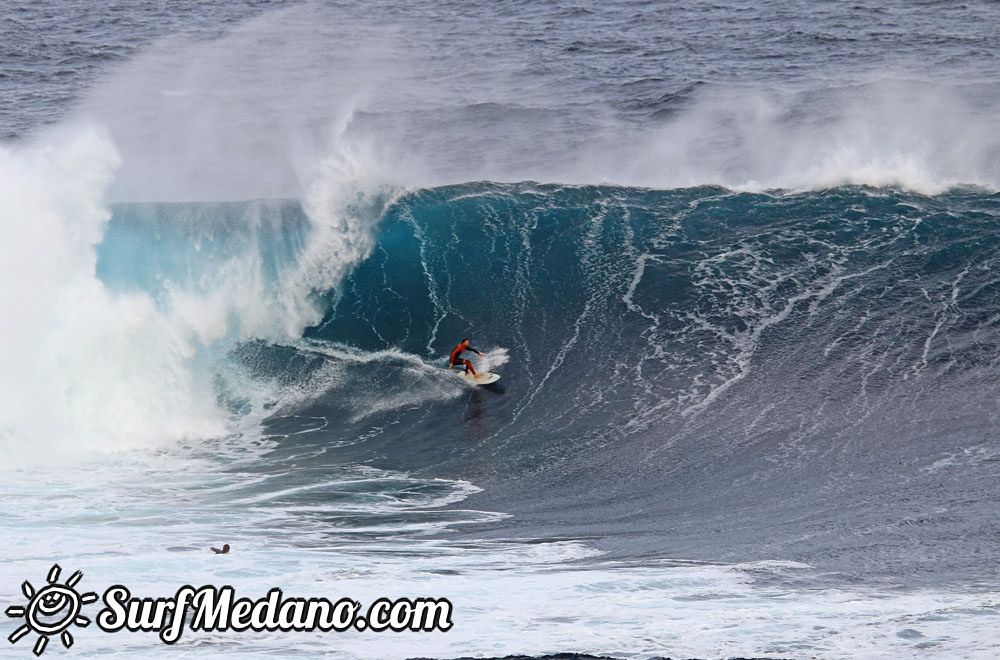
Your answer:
(5, 564), (98, 656)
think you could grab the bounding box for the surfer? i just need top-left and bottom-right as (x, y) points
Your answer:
(211, 544), (230, 554)
(449, 338), (484, 376)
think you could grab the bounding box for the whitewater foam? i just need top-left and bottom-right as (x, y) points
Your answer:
(600, 80), (1000, 195)
(0, 126), (230, 464)
(0, 119), (399, 465)
(64, 2), (1000, 205)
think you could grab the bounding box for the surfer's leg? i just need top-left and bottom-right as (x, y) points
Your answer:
(464, 359), (476, 376)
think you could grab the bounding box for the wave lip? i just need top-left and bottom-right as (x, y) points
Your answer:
(0, 120), (395, 465)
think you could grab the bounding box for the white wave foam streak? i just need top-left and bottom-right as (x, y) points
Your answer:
(247, 340), (468, 421)
(287, 124), (399, 336)
(0, 128), (232, 464)
(478, 347), (511, 373)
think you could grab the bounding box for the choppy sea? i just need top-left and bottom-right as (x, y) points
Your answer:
(2, 1), (1000, 658)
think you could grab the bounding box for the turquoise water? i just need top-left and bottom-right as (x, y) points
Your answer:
(2, 1), (1000, 658)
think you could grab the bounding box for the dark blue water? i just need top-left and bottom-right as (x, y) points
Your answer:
(228, 183), (1000, 589)
(3, 1), (1000, 658)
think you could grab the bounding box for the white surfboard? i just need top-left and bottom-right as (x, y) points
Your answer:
(457, 370), (500, 385)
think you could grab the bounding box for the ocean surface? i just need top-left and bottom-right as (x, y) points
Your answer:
(2, 1), (1000, 658)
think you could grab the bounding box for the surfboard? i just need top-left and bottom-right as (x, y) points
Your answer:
(457, 370), (500, 385)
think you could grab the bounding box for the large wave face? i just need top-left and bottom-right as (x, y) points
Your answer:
(305, 182), (1000, 586)
(3, 2), (1000, 657)
(1, 0), (996, 581)
(4, 0), (998, 464)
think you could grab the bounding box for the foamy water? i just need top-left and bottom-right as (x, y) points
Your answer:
(3, 2), (1000, 659)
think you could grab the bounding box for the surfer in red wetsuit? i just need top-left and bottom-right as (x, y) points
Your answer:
(449, 338), (484, 376)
